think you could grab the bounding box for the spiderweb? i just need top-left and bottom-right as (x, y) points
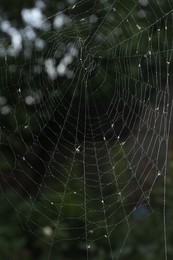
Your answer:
(0, 0), (173, 259)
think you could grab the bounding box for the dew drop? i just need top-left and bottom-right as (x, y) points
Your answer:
(22, 156), (25, 161)
(87, 245), (91, 249)
(42, 226), (53, 236)
(158, 171), (161, 176)
(51, 202), (54, 205)
(76, 146), (80, 153)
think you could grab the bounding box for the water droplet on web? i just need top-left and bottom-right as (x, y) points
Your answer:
(117, 136), (120, 139)
(101, 200), (104, 204)
(158, 28), (160, 32)
(80, 18), (85, 21)
(18, 88), (21, 93)
(103, 136), (106, 141)
(104, 234), (108, 238)
(76, 146), (80, 153)
(71, 5), (76, 9)
(148, 51), (151, 55)
(87, 245), (91, 249)
(111, 123), (114, 128)
(148, 37), (152, 41)
(167, 61), (170, 65)
(89, 230), (93, 234)
(22, 156), (25, 161)
(138, 63), (141, 68)
(121, 142), (125, 146)
(158, 171), (161, 176)
(165, 25), (167, 30)
(51, 202), (54, 205)
(155, 107), (159, 111)
(136, 24), (141, 30)
(42, 226), (53, 237)
(117, 192), (121, 201)
(74, 191), (77, 194)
